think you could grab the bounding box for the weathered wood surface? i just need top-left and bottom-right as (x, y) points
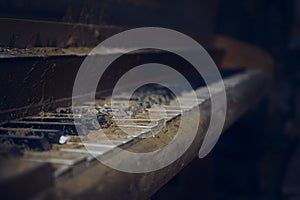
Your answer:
(0, 46), (224, 123)
(0, 0), (218, 36)
(0, 159), (53, 200)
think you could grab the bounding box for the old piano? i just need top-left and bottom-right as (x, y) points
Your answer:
(0, 0), (273, 199)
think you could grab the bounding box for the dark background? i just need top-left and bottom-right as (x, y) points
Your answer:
(155, 0), (300, 199)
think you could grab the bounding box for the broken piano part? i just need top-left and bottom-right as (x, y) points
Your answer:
(0, 19), (273, 200)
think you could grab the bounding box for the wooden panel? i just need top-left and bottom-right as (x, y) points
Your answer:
(0, 0), (218, 35)
(214, 35), (274, 75)
(0, 158), (53, 199)
(0, 18), (123, 48)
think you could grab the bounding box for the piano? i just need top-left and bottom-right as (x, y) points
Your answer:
(0, 0), (273, 199)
